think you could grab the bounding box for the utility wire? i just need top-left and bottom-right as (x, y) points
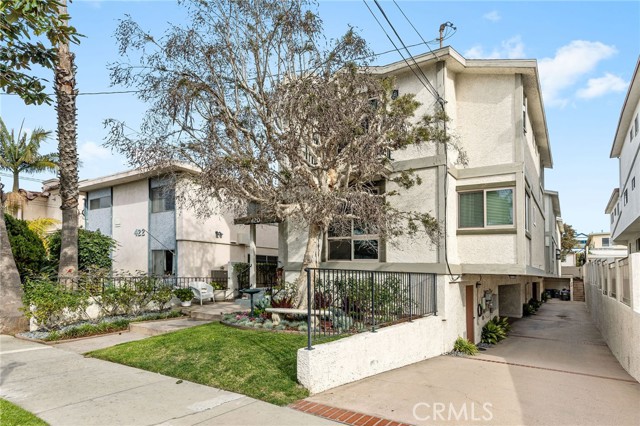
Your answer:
(362, 0), (439, 102)
(371, 0), (442, 105)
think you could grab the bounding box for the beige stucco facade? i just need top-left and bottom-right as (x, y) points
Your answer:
(280, 47), (562, 348)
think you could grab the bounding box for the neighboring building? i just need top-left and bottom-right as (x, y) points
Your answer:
(585, 231), (628, 261)
(280, 47), (563, 345)
(585, 56), (640, 382)
(8, 178), (85, 230)
(79, 165), (278, 278)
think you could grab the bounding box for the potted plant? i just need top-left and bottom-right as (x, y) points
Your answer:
(210, 280), (230, 301)
(174, 288), (194, 307)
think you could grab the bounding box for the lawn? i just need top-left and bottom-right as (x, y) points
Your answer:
(88, 322), (314, 406)
(0, 399), (48, 426)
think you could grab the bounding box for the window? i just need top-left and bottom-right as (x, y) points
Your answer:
(636, 238), (640, 252)
(151, 185), (175, 213)
(525, 192), (531, 232)
(631, 129), (635, 142)
(522, 98), (527, 134)
(152, 250), (174, 276)
(602, 238), (610, 247)
(327, 221), (379, 261)
(459, 188), (514, 228)
(632, 177), (636, 190)
(635, 114), (639, 136)
(623, 189), (628, 206)
(89, 196), (111, 210)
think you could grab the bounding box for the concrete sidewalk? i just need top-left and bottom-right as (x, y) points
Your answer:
(303, 300), (640, 426)
(0, 335), (337, 426)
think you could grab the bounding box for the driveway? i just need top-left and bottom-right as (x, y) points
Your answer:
(303, 300), (640, 425)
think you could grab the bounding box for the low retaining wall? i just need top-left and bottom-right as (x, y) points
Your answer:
(297, 315), (443, 394)
(585, 283), (640, 382)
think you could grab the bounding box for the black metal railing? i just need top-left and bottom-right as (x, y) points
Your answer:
(237, 263), (278, 292)
(305, 267), (437, 349)
(54, 275), (226, 295)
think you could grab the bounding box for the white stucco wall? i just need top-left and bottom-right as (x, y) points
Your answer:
(297, 314), (445, 394)
(111, 179), (149, 273)
(455, 74), (515, 168)
(457, 234), (517, 265)
(585, 280), (640, 382)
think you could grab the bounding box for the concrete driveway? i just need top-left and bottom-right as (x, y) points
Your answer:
(304, 300), (640, 425)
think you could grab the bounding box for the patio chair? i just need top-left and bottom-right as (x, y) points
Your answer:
(189, 282), (214, 305)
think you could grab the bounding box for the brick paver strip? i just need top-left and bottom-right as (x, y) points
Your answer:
(290, 400), (414, 426)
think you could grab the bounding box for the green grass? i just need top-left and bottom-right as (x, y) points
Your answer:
(88, 322), (315, 406)
(0, 399), (48, 426)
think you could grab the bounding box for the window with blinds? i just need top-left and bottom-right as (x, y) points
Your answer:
(459, 188), (514, 228)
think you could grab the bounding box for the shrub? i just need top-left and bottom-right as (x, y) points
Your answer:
(481, 321), (506, 345)
(453, 337), (478, 355)
(4, 213), (46, 280)
(490, 316), (511, 334)
(22, 279), (90, 330)
(48, 228), (117, 271)
(523, 303), (536, 316)
(174, 288), (194, 302)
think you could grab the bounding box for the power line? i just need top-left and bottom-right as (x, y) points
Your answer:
(0, 172), (49, 183)
(362, 0), (440, 102)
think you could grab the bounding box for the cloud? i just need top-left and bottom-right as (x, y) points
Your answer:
(538, 40), (617, 107)
(483, 11), (501, 22)
(463, 36), (525, 59)
(78, 141), (111, 161)
(576, 73), (628, 99)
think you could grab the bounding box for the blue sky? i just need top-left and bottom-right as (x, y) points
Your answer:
(1, 0), (639, 235)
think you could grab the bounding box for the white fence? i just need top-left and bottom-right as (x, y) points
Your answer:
(584, 253), (640, 382)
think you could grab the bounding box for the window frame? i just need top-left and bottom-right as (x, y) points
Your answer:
(89, 195), (111, 210)
(458, 187), (515, 229)
(150, 185), (175, 213)
(151, 249), (174, 276)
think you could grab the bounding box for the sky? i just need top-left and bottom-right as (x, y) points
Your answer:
(1, 0), (639, 236)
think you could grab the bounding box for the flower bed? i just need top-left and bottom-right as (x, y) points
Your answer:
(18, 310), (184, 342)
(222, 312), (308, 332)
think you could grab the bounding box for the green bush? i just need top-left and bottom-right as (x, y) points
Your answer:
(453, 337), (478, 355)
(48, 228), (117, 271)
(174, 287), (194, 302)
(481, 321), (506, 345)
(22, 279), (90, 330)
(4, 213), (46, 280)
(490, 316), (511, 334)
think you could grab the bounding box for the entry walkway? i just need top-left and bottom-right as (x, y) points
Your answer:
(302, 300), (640, 425)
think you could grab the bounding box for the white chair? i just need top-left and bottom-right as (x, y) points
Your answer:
(189, 282), (214, 305)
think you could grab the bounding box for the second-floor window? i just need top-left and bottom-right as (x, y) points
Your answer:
(327, 220), (379, 261)
(459, 188), (514, 228)
(525, 192), (531, 232)
(89, 195), (111, 210)
(602, 238), (610, 247)
(151, 185), (175, 213)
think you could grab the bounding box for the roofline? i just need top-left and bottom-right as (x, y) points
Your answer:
(367, 46), (552, 168)
(605, 188), (620, 214)
(611, 56), (640, 158)
(544, 190), (561, 217)
(79, 163), (199, 192)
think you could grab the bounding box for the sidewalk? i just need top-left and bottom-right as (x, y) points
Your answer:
(0, 333), (337, 426)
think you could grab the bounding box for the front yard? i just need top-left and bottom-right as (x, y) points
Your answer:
(88, 322), (313, 406)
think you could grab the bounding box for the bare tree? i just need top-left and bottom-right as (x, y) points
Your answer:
(55, 0), (79, 282)
(106, 0), (459, 305)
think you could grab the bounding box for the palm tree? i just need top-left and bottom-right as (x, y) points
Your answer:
(0, 118), (58, 215)
(55, 0), (79, 281)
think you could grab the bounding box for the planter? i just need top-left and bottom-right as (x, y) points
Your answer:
(180, 300), (192, 307)
(214, 289), (232, 301)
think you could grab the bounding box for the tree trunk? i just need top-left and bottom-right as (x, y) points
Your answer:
(0, 189), (28, 334)
(12, 171), (19, 193)
(295, 223), (322, 308)
(55, 0), (79, 286)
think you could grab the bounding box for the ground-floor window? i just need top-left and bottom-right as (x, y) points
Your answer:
(152, 250), (174, 276)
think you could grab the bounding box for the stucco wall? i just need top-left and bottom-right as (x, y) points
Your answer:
(86, 188), (112, 236)
(585, 281), (640, 382)
(457, 234), (517, 265)
(111, 179), (149, 273)
(455, 73), (515, 168)
(297, 315), (444, 394)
